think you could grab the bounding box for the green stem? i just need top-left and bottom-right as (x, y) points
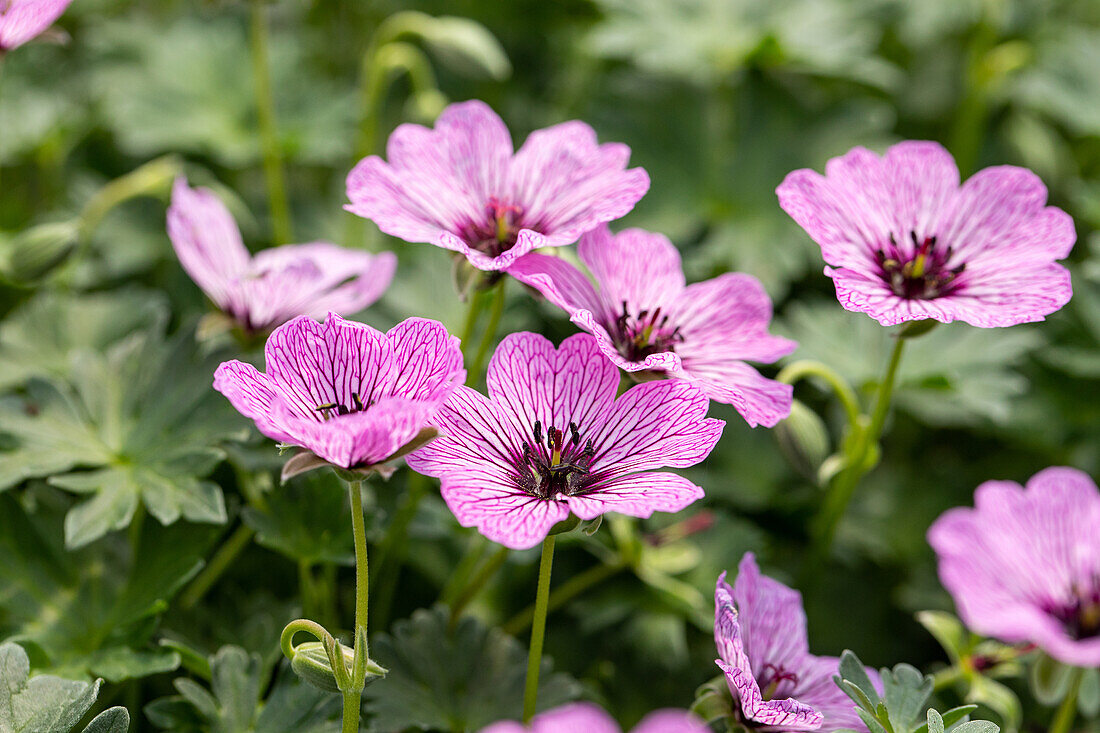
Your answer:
(811, 337), (906, 553)
(776, 359), (861, 426)
(179, 524), (256, 611)
(341, 479), (369, 733)
(522, 536), (556, 723)
(459, 288), (487, 354)
(371, 472), (428, 632)
(249, 0), (292, 244)
(471, 280), (506, 382)
(503, 558), (627, 636)
(1049, 668), (1084, 733)
(342, 690), (361, 733)
(449, 545), (509, 628)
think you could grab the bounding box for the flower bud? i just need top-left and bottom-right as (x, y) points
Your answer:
(774, 400), (830, 482)
(289, 641), (386, 693)
(2, 221), (79, 284)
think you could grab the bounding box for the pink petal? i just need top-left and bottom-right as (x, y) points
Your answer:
(263, 314), (396, 419)
(680, 363), (794, 428)
(485, 332), (619, 441)
(386, 318), (466, 403)
(406, 386), (524, 478)
(0, 0), (73, 50)
(578, 226), (685, 313)
(731, 554), (811, 678)
(531, 703), (621, 733)
(439, 227), (547, 272)
(590, 380), (723, 476)
(167, 178), (250, 311)
(630, 710), (708, 733)
(439, 470), (570, 550)
(212, 359), (293, 444)
(565, 472), (704, 521)
(507, 252), (608, 318)
(509, 122), (650, 246)
(673, 273), (796, 363)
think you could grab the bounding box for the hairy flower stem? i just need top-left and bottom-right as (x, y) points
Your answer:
(249, 0), (293, 245)
(523, 535), (556, 722)
(777, 360), (861, 426)
(811, 337), (906, 556)
(1049, 667), (1083, 733)
(340, 479), (370, 733)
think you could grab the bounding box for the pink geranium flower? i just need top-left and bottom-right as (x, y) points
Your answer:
(214, 313), (464, 476)
(169, 178), (396, 334)
(0, 0), (72, 50)
(510, 226), (796, 427)
(483, 702), (706, 733)
(406, 332), (723, 550)
(345, 100), (650, 272)
(715, 554), (877, 732)
(777, 141), (1075, 327)
(928, 467), (1100, 668)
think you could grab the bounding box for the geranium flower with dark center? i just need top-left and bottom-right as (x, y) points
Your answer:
(777, 141), (1075, 327)
(0, 0), (72, 50)
(345, 100), (649, 272)
(213, 313), (464, 476)
(929, 467), (1100, 667)
(169, 178), (396, 334)
(406, 332), (723, 550)
(714, 554), (880, 732)
(510, 225), (796, 427)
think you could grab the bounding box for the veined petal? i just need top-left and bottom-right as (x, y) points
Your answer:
(167, 178), (250, 311)
(673, 273), (796, 363)
(507, 252), (608, 319)
(485, 332), (619, 440)
(439, 471), (570, 550)
(578, 226), (685, 313)
(679, 363), (794, 429)
(590, 380), (723, 476)
(732, 553), (811, 679)
(565, 472), (704, 521)
(386, 318), (466, 403)
(263, 313), (397, 419)
(212, 360), (294, 444)
(405, 386), (524, 478)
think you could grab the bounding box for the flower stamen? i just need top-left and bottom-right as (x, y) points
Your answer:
(518, 420), (597, 499)
(876, 231), (965, 300)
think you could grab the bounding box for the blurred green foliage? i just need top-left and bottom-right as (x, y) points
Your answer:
(0, 0), (1098, 730)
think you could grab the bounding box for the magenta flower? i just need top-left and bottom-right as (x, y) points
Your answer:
(928, 467), (1100, 668)
(715, 554), (875, 732)
(0, 0), (72, 51)
(345, 100), (650, 272)
(483, 702), (707, 733)
(776, 141), (1075, 328)
(509, 226), (796, 427)
(169, 178), (396, 334)
(213, 312), (464, 476)
(406, 332), (723, 550)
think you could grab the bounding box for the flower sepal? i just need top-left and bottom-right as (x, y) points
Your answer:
(452, 255), (503, 300)
(896, 319), (939, 340)
(547, 513), (581, 536)
(282, 619), (387, 695)
(689, 674), (736, 725)
(280, 427), (441, 483)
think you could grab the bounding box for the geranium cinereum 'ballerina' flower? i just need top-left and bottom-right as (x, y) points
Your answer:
(509, 226), (797, 427)
(0, 0), (73, 50)
(213, 313), (464, 477)
(482, 702), (707, 733)
(715, 553), (876, 732)
(928, 467), (1100, 667)
(344, 100), (650, 272)
(169, 178), (396, 333)
(776, 141), (1075, 327)
(406, 332), (723, 550)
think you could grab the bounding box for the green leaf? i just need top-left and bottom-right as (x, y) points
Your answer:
(365, 606), (583, 730)
(916, 611), (969, 665)
(839, 650), (882, 707)
(241, 471), (354, 566)
(965, 675), (1021, 732)
(145, 645), (341, 733)
(0, 491), (218, 681)
(881, 663), (934, 733)
(0, 289), (168, 393)
(1029, 651), (1075, 705)
(927, 708), (945, 733)
(951, 721), (1000, 733)
(0, 641), (130, 732)
(0, 325), (244, 548)
(779, 302), (1043, 427)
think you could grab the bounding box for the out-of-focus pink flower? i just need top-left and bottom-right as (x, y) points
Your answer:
(482, 702), (706, 733)
(510, 225), (796, 427)
(407, 332), (723, 549)
(929, 467), (1100, 667)
(0, 0), (73, 51)
(715, 554), (878, 732)
(345, 100), (649, 272)
(169, 178), (396, 334)
(214, 313), (464, 475)
(777, 141), (1075, 327)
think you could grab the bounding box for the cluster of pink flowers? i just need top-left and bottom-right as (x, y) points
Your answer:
(195, 96), (1082, 729)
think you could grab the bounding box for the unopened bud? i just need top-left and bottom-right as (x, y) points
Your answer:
(289, 641), (386, 693)
(2, 221), (79, 283)
(774, 400), (830, 482)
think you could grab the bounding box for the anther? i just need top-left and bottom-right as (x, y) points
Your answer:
(568, 422), (580, 445)
(533, 420), (543, 444)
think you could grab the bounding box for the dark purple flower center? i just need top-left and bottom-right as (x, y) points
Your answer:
(517, 419), (596, 499)
(1045, 584), (1100, 640)
(313, 392), (372, 420)
(759, 663), (799, 701)
(613, 302), (684, 362)
(458, 197), (536, 258)
(875, 231), (965, 300)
